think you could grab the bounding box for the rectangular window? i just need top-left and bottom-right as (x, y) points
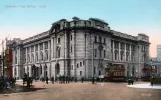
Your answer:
(100, 50), (102, 58)
(94, 49), (97, 57)
(95, 36), (97, 42)
(83, 61), (85, 65)
(104, 38), (106, 44)
(94, 67), (96, 74)
(40, 43), (43, 50)
(80, 71), (82, 75)
(58, 37), (60, 44)
(80, 62), (82, 66)
(71, 45), (72, 53)
(71, 35), (72, 41)
(121, 54), (123, 61)
(99, 37), (102, 43)
(104, 50), (106, 58)
(45, 41), (48, 49)
(35, 44), (38, 51)
(77, 64), (79, 68)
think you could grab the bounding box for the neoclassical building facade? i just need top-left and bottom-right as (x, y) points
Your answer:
(12, 17), (150, 80)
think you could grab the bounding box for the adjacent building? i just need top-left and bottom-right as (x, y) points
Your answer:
(157, 45), (161, 61)
(12, 17), (150, 80)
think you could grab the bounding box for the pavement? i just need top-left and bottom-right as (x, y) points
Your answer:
(0, 81), (160, 100)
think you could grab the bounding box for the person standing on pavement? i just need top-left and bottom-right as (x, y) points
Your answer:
(46, 77), (49, 84)
(81, 77), (84, 83)
(51, 76), (54, 84)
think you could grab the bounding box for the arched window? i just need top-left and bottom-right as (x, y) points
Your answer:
(120, 51), (124, 61)
(126, 52), (129, 61)
(114, 50), (118, 60)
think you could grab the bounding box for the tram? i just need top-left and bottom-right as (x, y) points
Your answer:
(104, 65), (126, 82)
(141, 64), (157, 81)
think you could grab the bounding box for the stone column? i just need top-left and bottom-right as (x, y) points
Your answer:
(124, 43), (126, 61)
(118, 42), (121, 61)
(54, 37), (57, 58)
(48, 40), (51, 60)
(26, 48), (28, 64)
(129, 45), (131, 61)
(51, 37), (54, 59)
(43, 42), (45, 61)
(38, 43), (40, 62)
(34, 45), (36, 63)
(112, 41), (115, 60)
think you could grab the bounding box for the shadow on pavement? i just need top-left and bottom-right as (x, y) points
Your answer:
(0, 85), (46, 94)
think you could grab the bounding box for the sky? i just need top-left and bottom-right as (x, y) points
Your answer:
(0, 0), (161, 57)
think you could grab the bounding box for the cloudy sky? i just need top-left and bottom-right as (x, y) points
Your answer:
(0, 0), (161, 57)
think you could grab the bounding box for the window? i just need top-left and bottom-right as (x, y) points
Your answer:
(71, 45), (73, 53)
(95, 36), (97, 42)
(114, 41), (119, 49)
(77, 64), (79, 68)
(115, 51), (118, 60)
(45, 50), (48, 60)
(45, 42), (48, 49)
(131, 45), (134, 51)
(14, 67), (17, 77)
(40, 43), (43, 50)
(83, 61), (85, 65)
(104, 50), (106, 58)
(80, 62), (82, 66)
(94, 67), (96, 74)
(126, 44), (129, 50)
(80, 71), (82, 75)
(35, 45), (38, 51)
(99, 37), (102, 43)
(94, 49), (97, 57)
(40, 51), (43, 61)
(71, 35), (72, 41)
(104, 38), (106, 44)
(121, 43), (124, 49)
(31, 46), (34, 52)
(57, 49), (60, 58)
(126, 52), (129, 61)
(36, 52), (38, 62)
(58, 37), (60, 44)
(131, 53), (134, 62)
(121, 53), (123, 61)
(31, 53), (34, 62)
(100, 50), (102, 58)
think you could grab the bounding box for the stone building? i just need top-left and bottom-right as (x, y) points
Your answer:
(12, 17), (150, 80)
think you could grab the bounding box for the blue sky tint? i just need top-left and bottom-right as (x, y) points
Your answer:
(0, 0), (161, 57)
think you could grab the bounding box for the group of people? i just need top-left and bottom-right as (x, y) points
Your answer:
(0, 76), (16, 89)
(23, 73), (33, 88)
(41, 76), (85, 84)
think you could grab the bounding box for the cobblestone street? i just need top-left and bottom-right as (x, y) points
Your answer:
(0, 81), (160, 100)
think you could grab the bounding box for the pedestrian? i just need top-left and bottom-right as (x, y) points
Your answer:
(75, 77), (77, 83)
(46, 77), (49, 84)
(51, 76), (54, 84)
(66, 76), (68, 84)
(81, 77), (84, 83)
(68, 76), (70, 83)
(92, 77), (94, 84)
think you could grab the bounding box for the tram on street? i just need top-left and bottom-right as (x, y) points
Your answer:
(104, 64), (126, 82)
(141, 64), (157, 81)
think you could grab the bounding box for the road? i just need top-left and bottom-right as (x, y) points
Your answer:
(0, 81), (160, 100)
